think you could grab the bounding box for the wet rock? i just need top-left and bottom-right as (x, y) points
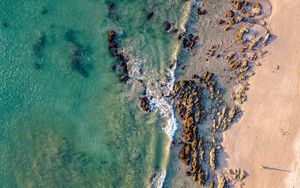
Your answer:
(119, 75), (129, 82)
(163, 21), (172, 32)
(198, 8), (207, 15)
(107, 31), (130, 82)
(140, 97), (151, 112)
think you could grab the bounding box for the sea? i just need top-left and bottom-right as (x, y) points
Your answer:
(0, 0), (195, 187)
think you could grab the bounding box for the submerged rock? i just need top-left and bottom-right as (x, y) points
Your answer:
(146, 12), (154, 20)
(33, 32), (47, 58)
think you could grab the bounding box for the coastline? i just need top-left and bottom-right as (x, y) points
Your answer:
(223, 0), (300, 187)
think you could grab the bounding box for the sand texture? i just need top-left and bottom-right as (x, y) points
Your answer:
(223, 0), (300, 187)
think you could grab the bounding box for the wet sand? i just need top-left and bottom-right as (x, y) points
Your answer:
(223, 0), (300, 187)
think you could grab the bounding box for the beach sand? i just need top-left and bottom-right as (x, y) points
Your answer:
(223, 0), (300, 187)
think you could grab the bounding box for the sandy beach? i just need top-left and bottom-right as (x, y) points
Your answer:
(223, 0), (300, 187)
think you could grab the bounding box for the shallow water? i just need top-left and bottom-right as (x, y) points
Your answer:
(0, 0), (191, 187)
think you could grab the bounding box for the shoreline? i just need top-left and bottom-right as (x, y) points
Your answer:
(223, 0), (300, 187)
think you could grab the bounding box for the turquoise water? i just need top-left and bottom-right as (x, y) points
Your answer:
(0, 0), (190, 187)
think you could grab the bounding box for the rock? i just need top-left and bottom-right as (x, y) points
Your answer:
(228, 18), (236, 25)
(218, 19), (226, 25)
(198, 8), (207, 15)
(146, 12), (154, 20)
(235, 25), (249, 43)
(227, 107), (236, 123)
(184, 171), (192, 176)
(249, 3), (261, 17)
(163, 21), (172, 32)
(248, 35), (262, 50)
(217, 176), (226, 188)
(140, 97), (151, 112)
(119, 75), (129, 82)
(223, 25), (232, 31)
(239, 170), (247, 180)
(225, 10), (234, 18)
(262, 31), (271, 46)
(236, 16), (243, 23)
(209, 147), (216, 170)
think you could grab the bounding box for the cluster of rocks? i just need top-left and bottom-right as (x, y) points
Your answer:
(171, 71), (241, 187)
(178, 32), (199, 50)
(221, 0), (263, 30)
(219, 0), (272, 103)
(173, 77), (207, 185)
(107, 31), (130, 83)
(167, 0), (274, 186)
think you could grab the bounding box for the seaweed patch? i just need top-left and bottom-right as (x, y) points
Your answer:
(2, 20), (9, 28)
(33, 32), (47, 58)
(65, 30), (91, 77)
(41, 6), (48, 15)
(70, 45), (89, 77)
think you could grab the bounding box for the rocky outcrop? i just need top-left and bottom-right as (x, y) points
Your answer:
(107, 31), (130, 83)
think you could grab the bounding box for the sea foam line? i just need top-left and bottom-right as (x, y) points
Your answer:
(123, 1), (194, 187)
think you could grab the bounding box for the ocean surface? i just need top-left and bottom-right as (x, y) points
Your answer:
(0, 0), (192, 187)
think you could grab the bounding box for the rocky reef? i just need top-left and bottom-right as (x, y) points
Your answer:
(107, 31), (130, 83)
(170, 71), (244, 186)
(168, 0), (273, 187)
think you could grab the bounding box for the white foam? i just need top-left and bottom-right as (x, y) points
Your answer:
(150, 170), (167, 188)
(125, 47), (179, 140)
(148, 60), (178, 140)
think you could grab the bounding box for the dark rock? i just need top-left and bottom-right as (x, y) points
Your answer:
(107, 31), (130, 83)
(146, 12), (154, 20)
(218, 19), (226, 25)
(198, 8), (207, 15)
(140, 97), (151, 112)
(108, 3), (115, 13)
(163, 21), (172, 32)
(119, 75), (129, 82)
(184, 171), (192, 176)
(178, 32), (185, 40)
